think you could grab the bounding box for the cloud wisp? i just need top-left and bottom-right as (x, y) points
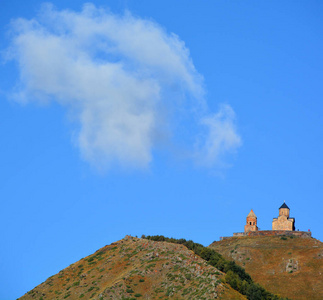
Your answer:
(7, 3), (241, 170)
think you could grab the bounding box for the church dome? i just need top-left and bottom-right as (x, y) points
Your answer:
(279, 202), (290, 209)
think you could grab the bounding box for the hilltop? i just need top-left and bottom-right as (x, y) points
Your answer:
(209, 235), (323, 300)
(19, 236), (245, 300)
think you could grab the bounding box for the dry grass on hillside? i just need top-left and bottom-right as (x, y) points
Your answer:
(19, 236), (246, 300)
(209, 235), (323, 300)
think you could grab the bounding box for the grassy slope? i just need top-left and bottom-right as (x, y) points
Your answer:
(19, 236), (246, 300)
(209, 235), (323, 300)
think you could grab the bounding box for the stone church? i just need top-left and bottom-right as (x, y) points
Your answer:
(272, 202), (295, 231)
(244, 202), (295, 233)
(226, 202), (311, 239)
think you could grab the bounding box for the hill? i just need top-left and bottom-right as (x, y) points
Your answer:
(209, 235), (323, 300)
(19, 236), (245, 300)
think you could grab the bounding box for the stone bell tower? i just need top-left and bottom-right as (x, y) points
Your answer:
(244, 209), (258, 232)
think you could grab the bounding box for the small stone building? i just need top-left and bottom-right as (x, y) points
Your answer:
(244, 209), (258, 232)
(272, 202), (295, 231)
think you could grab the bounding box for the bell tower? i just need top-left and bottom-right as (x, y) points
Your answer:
(244, 209), (258, 232)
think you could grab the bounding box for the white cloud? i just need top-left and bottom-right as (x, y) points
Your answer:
(197, 105), (242, 167)
(7, 3), (241, 170)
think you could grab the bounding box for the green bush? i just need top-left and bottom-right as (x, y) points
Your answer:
(185, 273), (192, 280)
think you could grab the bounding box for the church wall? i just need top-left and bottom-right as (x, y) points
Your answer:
(244, 224), (258, 232)
(272, 217), (294, 230)
(230, 230), (311, 239)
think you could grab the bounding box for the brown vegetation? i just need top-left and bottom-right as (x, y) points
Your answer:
(19, 236), (245, 300)
(209, 235), (323, 300)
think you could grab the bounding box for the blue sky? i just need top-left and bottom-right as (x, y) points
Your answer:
(1, 1), (322, 299)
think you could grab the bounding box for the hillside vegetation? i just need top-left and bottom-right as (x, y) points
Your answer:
(209, 235), (323, 300)
(19, 236), (245, 300)
(144, 235), (287, 300)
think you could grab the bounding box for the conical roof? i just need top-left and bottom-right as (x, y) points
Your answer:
(247, 209), (256, 217)
(279, 202), (290, 209)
